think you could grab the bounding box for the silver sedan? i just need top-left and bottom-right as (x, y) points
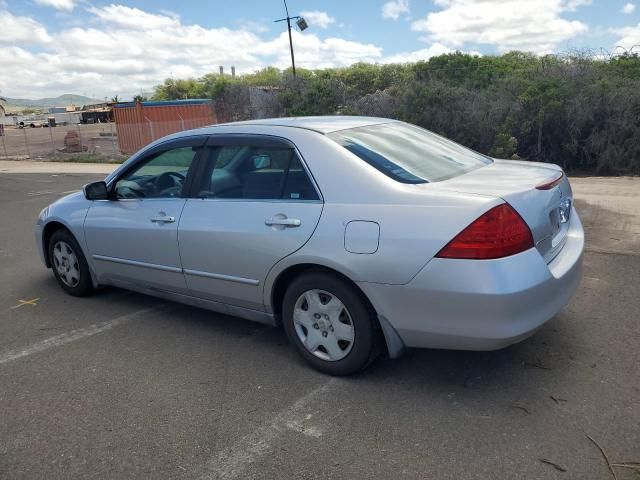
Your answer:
(36, 117), (584, 375)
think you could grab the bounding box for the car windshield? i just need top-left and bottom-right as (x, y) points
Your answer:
(327, 122), (492, 183)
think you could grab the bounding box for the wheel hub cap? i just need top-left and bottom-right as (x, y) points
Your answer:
(293, 289), (355, 362)
(52, 240), (80, 288)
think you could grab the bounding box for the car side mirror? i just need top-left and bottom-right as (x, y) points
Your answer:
(83, 181), (110, 200)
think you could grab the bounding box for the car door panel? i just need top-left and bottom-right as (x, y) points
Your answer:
(84, 137), (204, 294)
(178, 136), (323, 310)
(85, 198), (187, 292)
(178, 200), (322, 310)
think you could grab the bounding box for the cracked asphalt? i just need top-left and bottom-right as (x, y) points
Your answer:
(0, 167), (638, 479)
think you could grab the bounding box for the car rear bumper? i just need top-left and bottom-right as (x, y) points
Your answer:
(358, 207), (584, 351)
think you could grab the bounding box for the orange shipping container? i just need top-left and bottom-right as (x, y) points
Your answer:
(113, 99), (217, 154)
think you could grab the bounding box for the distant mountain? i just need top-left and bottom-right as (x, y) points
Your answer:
(3, 94), (103, 109)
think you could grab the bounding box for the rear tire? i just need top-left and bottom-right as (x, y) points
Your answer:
(48, 229), (94, 297)
(282, 271), (379, 375)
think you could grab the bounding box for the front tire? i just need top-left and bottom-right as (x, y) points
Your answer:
(48, 229), (94, 297)
(282, 271), (379, 375)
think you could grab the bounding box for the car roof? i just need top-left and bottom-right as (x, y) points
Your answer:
(211, 116), (395, 134)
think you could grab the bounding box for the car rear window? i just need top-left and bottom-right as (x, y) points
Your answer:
(327, 122), (492, 183)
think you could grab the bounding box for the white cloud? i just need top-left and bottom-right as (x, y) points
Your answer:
(382, 0), (410, 20)
(260, 31), (382, 68)
(0, 2), (516, 100)
(563, 0), (591, 11)
(88, 4), (180, 30)
(621, 2), (636, 14)
(0, 5), (384, 98)
(612, 23), (640, 49)
(34, 0), (75, 11)
(411, 0), (588, 54)
(300, 11), (335, 29)
(239, 20), (269, 34)
(0, 10), (51, 44)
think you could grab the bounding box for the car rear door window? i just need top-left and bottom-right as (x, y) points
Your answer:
(196, 143), (319, 201)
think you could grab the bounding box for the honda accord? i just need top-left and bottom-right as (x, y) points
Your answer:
(35, 117), (583, 375)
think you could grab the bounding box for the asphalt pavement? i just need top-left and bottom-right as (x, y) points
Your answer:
(0, 169), (638, 479)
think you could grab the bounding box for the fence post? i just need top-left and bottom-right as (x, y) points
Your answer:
(77, 122), (83, 153)
(1, 132), (8, 160)
(22, 128), (31, 159)
(49, 124), (56, 158)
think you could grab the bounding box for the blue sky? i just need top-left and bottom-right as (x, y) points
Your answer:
(1, 0), (639, 99)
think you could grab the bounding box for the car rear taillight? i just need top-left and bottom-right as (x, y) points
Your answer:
(535, 172), (564, 190)
(435, 203), (534, 260)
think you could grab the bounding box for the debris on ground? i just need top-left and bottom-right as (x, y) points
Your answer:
(539, 458), (568, 472)
(509, 404), (530, 415)
(586, 434), (618, 480)
(550, 395), (568, 404)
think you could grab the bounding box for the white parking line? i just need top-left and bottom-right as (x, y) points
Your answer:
(198, 378), (337, 480)
(0, 307), (158, 365)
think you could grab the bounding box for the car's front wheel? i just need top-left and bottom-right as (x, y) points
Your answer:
(48, 229), (93, 297)
(282, 271), (380, 375)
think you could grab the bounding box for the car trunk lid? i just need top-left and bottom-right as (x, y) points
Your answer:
(426, 159), (573, 263)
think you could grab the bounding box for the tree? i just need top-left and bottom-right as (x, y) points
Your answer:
(111, 95), (120, 103)
(151, 78), (203, 100)
(133, 95), (148, 103)
(148, 52), (640, 175)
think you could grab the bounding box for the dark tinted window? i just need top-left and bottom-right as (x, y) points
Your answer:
(196, 145), (319, 201)
(328, 122), (492, 183)
(282, 159), (319, 201)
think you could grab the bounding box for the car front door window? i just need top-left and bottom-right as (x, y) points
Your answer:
(115, 146), (198, 199)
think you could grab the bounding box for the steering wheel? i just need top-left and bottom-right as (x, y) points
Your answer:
(155, 171), (185, 193)
(116, 183), (146, 199)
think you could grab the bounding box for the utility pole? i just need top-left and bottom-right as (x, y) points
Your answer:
(274, 0), (308, 77)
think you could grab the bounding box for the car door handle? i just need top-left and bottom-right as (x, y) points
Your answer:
(265, 218), (301, 227)
(151, 215), (176, 223)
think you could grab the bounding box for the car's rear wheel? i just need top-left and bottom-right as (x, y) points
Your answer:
(282, 271), (379, 375)
(48, 229), (93, 297)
